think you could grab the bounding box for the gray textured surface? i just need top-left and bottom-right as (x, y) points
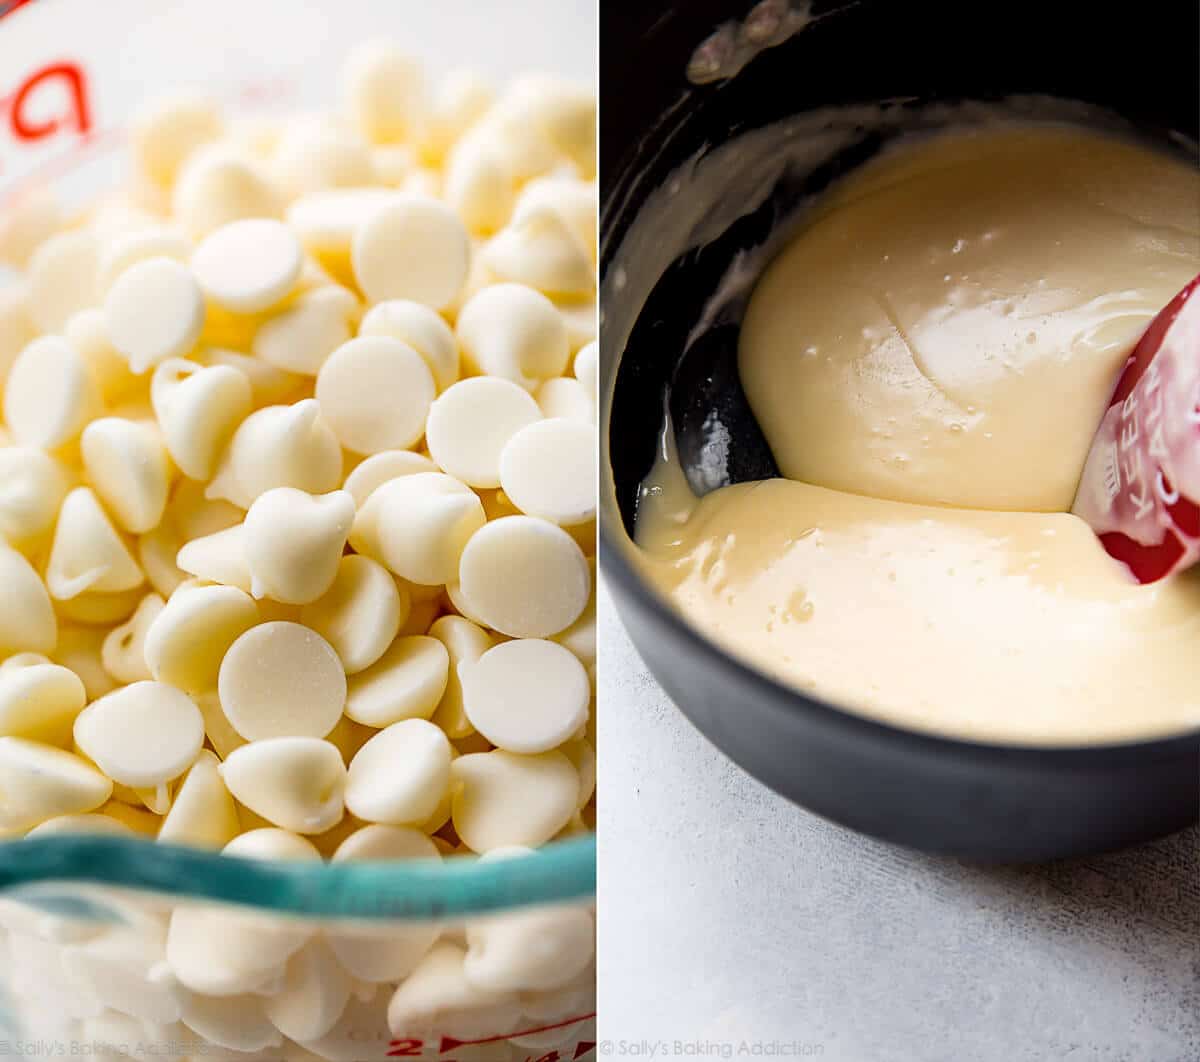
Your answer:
(597, 579), (1200, 1062)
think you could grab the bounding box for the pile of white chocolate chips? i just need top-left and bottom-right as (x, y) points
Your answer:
(0, 43), (596, 1052)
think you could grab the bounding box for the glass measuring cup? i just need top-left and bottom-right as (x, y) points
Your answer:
(0, 0), (597, 1057)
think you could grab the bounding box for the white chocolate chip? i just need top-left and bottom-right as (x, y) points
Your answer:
(207, 399), (342, 509)
(299, 989), (393, 1059)
(300, 555), (406, 674)
(226, 826), (322, 861)
(137, 523), (187, 601)
(244, 488), (355, 604)
(315, 336), (435, 454)
(25, 813), (131, 838)
(131, 95), (223, 187)
(272, 117), (376, 199)
(0, 188), (59, 268)
(343, 42), (425, 146)
(103, 257), (205, 372)
(166, 825), (316, 995)
(54, 586), (145, 627)
(386, 941), (519, 1041)
(552, 571), (596, 668)
(73, 681), (204, 789)
(573, 339), (598, 400)
(324, 824), (442, 984)
(418, 68), (494, 163)
(464, 900), (593, 993)
(455, 283), (568, 389)
(192, 219), (303, 314)
(98, 227), (193, 293)
(81, 418), (171, 534)
(143, 582), (259, 694)
(351, 197), (469, 310)
(100, 591), (164, 685)
(194, 691), (244, 761)
(324, 931), (439, 992)
(169, 477), (243, 540)
(482, 207), (594, 298)
(502, 74), (596, 179)
(66, 306), (142, 406)
(372, 143), (414, 186)
(345, 635), (449, 729)
(357, 299), (459, 392)
(172, 147), (282, 240)
(219, 621), (346, 739)
(264, 938), (353, 1043)
(0, 652), (50, 672)
(341, 450), (438, 507)
(166, 905), (290, 997)
(198, 346), (303, 406)
(61, 912), (183, 1024)
(4, 336), (101, 450)
(179, 989), (283, 1053)
(0, 660), (86, 746)
(460, 639), (589, 754)
(150, 358), (252, 481)
(333, 823), (439, 862)
(556, 294), (597, 352)
(536, 376), (594, 424)
(46, 488), (145, 600)
(350, 472), (484, 586)
(562, 736), (596, 810)
(26, 230), (100, 332)
(457, 515), (589, 637)
(253, 286), (355, 375)
(0, 285), (35, 381)
(425, 377), (541, 488)
(469, 100), (559, 186)
(450, 749), (578, 852)
(444, 138), (516, 236)
(175, 523), (251, 592)
(344, 718), (452, 825)
(0, 737), (112, 832)
(219, 737), (346, 834)
(499, 417), (597, 526)
(443, 578), (489, 628)
(158, 748), (240, 849)
(87, 199), (161, 241)
(514, 176), (597, 261)
(428, 615), (492, 739)
(49, 625), (110, 701)
(286, 187), (398, 261)
(0, 448), (70, 545)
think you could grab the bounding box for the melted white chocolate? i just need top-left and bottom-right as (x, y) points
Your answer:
(636, 125), (1200, 745)
(740, 125), (1199, 512)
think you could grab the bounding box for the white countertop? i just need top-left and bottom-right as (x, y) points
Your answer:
(597, 579), (1200, 1062)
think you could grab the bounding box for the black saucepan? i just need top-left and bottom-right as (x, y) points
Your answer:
(599, 0), (1200, 861)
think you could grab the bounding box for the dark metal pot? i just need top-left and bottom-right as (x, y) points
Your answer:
(599, 0), (1200, 862)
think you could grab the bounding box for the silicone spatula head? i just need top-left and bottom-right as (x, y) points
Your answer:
(1072, 274), (1200, 583)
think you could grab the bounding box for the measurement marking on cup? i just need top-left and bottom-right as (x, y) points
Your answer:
(0, 58), (99, 184)
(386, 1012), (598, 1056)
(0, 68), (285, 203)
(0, 0), (37, 20)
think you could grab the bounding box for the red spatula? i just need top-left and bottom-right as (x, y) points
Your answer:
(1073, 274), (1200, 583)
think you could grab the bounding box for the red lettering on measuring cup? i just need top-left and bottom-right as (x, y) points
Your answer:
(0, 0), (38, 19)
(7, 61), (92, 142)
